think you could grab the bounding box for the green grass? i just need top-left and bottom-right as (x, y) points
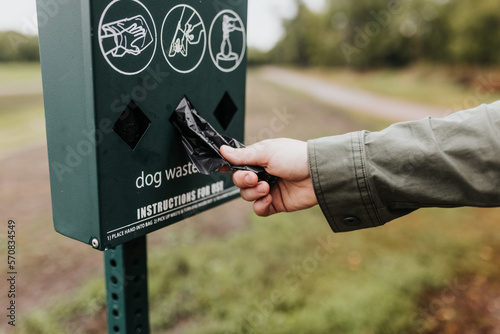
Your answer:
(0, 63), (45, 155)
(17, 206), (500, 333)
(0, 99), (45, 154)
(0, 62), (42, 82)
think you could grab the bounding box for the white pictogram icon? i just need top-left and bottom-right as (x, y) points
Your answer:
(101, 15), (154, 58)
(216, 14), (243, 62)
(209, 10), (246, 73)
(161, 5), (206, 74)
(168, 7), (204, 58)
(98, 0), (157, 76)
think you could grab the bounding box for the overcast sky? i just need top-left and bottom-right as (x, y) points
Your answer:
(1, 0), (325, 51)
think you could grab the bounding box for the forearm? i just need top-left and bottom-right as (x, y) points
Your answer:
(308, 102), (500, 233)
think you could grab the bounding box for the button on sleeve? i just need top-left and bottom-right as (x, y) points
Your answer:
(308, 132), (384, 233)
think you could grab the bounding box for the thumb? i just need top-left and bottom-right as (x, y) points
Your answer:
(220, 145), (267, 167)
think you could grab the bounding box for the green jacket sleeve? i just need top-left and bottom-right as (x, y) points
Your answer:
(308, 101), (500, 233)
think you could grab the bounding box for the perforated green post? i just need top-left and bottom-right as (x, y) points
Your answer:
(105, 236), (150, 334)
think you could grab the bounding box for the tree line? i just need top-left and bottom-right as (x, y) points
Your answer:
(0, 31), (40, 62)
(259, 0), (500, 68)
(4, 0), (499, 67)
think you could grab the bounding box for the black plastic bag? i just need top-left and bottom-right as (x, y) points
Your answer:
(170, 97), (279, 187)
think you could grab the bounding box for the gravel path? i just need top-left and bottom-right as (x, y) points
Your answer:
(260, 66), (452, 122)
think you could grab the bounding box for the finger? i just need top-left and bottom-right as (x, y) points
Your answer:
(240, 182), (270, 202)
(220, 145), (268, 167)
(232, 171), (258, 189)
(253, 194), (275, 217)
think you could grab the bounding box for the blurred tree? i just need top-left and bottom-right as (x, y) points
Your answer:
(417, 1), (453, 63)
(247, 47), (271, 67)
(269, 1), (325, 66)
(330, 0), (414, 68)
(446, 0), (500, 65)
(268, 0), (500, 68)
(0, 31), (40, 62)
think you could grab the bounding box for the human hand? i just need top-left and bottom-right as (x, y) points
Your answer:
(220, 138), (318, 216)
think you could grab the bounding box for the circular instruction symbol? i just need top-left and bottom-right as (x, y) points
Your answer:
(209, 10), (246, 73)
(98, 0), (157, 75)
(161, 5), (207, 74)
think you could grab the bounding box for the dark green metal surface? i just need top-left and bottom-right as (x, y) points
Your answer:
(105, 236), (150, 334)
(37, 0), (248, 250)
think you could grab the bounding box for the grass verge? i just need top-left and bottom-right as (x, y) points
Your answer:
(17, 206), (500, 334)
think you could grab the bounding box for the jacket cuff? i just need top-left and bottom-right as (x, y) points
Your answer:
(308, 133), (384, 232)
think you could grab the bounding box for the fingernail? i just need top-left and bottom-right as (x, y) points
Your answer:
(257, 183), (266, 193)
(245, 174), (253, 185)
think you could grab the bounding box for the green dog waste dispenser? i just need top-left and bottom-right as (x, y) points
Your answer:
(37, 0), (248, 251)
